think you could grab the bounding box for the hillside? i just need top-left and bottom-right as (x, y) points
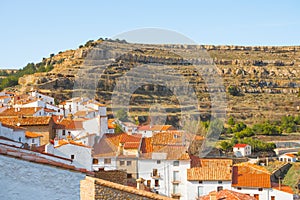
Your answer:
(15, 39), (300, 125)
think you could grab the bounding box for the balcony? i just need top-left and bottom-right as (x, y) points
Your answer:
(151, 172), (161, 179)
(171, 193), (181, 199)
(172, 179), (181, 184)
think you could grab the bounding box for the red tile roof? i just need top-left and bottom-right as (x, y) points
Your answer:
(233, 144), (249, 148)
(93, 133), (142, 156)
(0, 116), (52, 126)
(271, 182), (294, 194)
(55, 118), (84, 130)
(25, 131), (43, 138)
(138, 125), (175, 132)
(54, 139), (91, 148)
(0, 95), (11, 100)
(93, 133), (123, 157)
(0, 107), (43, 116)
(199, 189), (256, 200)
(187, 159), (233, 181)
(232, 163), (271, 188)
(282, 153), (296, 158)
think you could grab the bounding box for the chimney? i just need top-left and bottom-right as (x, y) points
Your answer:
(136, 178), (145, 190)
(54, 137), (59, 147)
(119, 143), (124, 155)
(209, 191), (217, 200)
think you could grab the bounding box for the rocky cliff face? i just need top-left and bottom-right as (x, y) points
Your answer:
(18, 40), (300, 124)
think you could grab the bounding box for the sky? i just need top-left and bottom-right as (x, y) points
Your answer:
(0, 0), (299, 69)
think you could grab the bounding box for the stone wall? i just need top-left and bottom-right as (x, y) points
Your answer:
(80, 176), (173, 200)
(94, 169), (127, 185)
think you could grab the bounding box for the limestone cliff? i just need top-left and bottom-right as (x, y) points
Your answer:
(18, 39), (300, 124)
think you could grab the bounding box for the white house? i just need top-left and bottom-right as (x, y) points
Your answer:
(45, 138), (92, 171)
(0, 95), (11, 106)
(231, 163), (293, 200)
(278, 153), (298, 162)
(137, 125), (176, 138)
(30, 91), (55, 105)
(233, 144), (251, 157)
(186, 158), (233, 199)
(55, 116), (106, 147)
(138, 131), (191, 199)
(92, 133), (143, 173)
(118, 120), (138, 134)
(24, 131), (43, 147)
(0, 122), (42, 148)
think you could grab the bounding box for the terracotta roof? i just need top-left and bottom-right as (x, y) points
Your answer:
(0, 107), (43, 116)
(140, 131), (191, 160)
(152, 131), (186, 146)
(108, 119), (116, 129)
(25, 131), (43, 138)
(59, 101), (66, 105)
(93, 133), (142, 156)
(138, 125), (175, 132)
(233, 144), (249, 148)
(187, 159), (233, 181)
(1, 123), (25, 131)
(232, 163), (271, 188)
(0, 116), (52, 126)
(199, 189), (256, 200)
(54, 139), (91, 148)
(271, 182), (294, 194)
(0, 95), (11, 99)
(44, 108), (56, 113)
(281, 153), (296, 158)
(141, 137), (153, 153)
(93, 133), (123, 157)
(52, 115), (64, 123)
(56, 118), (84, 130)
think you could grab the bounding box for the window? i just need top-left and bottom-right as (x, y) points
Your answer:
(155, 179), (159, 187)
(173, 184), (179, 194)
(92, 158), (98, 164)
(58, 109), (60, 113)
(147, 180), (151, 187)
(32, 139), (35, 143)
(218, 180), (222, 184)
(258, 188), (263, 191)
(217, 186), (223, 192)
(153, 169), (158, 176)
(127, 173), (132, 178)
(157, 160), (161, 164)
(237, 187), (242, 190)
(71, 155), (75, 159)
(173, 171), (180, 182)
(173, 161), (179, 166)
(198, 181), (203, 184)
(197, 186), (203, 197)
(127, 161), (132, 166)
(62, 130), (66, 136)
(68, 131), (71, 136)
(104, 158), (111, 164)
(120, 160), (125, 166)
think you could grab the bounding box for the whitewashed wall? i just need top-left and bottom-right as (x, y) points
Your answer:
(0, 155), (85, 200)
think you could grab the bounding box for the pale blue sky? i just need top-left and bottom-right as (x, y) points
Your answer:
(0, 0), (299, 69)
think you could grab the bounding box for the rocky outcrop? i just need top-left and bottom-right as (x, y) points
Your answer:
(17, 41), (300, 125)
